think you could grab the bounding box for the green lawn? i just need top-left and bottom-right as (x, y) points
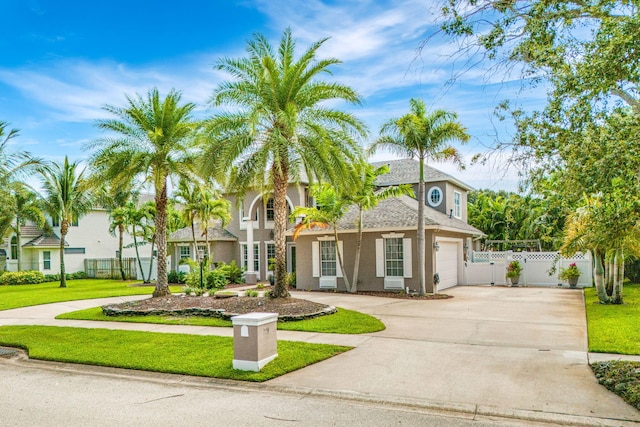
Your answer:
(585, 283), (640, 354)
(0, 280), (183, 311)
(0, 325), (350, 381)
(57, 306), (386, 334)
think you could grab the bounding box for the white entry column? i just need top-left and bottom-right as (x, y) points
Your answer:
(244, 218), (257, 285)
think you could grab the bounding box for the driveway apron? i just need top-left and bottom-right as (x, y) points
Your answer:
(271, 287), (640, 423)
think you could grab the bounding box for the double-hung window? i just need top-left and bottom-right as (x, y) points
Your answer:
(376, 234), (412, 289)
(453, 191), (462, 219)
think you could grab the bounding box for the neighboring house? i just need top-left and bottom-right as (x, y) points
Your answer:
(292, 159), (484, 293)
(168, 180), (309, 283)
(2, 208), (153, 275)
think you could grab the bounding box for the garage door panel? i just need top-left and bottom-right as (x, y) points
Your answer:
(437, 241), (459, 290)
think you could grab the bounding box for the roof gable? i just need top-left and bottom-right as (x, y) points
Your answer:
(371, 159), (472, 191)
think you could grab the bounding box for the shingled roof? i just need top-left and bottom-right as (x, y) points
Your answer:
(22, 233), (67, 248)
(168, 221), (237, 242)
(371, 159), (473, 191)
(293, 195), (483, 236)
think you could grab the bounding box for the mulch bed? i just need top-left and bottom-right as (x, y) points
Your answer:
(103, 295), (336, 321)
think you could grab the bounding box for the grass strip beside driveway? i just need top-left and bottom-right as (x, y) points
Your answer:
(0, 325), (351, 381)
(0, 280), (183, 311)
(585, 283), (640, 355)
(57, 306), (385, 334)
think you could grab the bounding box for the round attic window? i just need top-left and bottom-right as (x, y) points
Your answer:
(427, 186), (442, 207)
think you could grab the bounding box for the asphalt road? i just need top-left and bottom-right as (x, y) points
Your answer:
(0, 359), (551, 427)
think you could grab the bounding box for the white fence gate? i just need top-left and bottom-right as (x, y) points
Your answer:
(465, 251), (592, 288)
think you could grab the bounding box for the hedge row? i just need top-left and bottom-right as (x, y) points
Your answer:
(0, 270), (87, 285)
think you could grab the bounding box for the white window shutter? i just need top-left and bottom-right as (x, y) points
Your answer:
(312, 241), (320, 278)
(376, 238), (384, 277)
(336, 241), (344, 278)
(403, 238), (412, 278)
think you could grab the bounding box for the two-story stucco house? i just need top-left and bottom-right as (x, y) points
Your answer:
(168, 158), (484, 292)
(168, 179), (308, 283)
(2, 208), (153, 277)
(291, 159), (484, 293)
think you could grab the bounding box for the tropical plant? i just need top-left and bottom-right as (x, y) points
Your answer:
(561, 182), (640, 304)
(292, 183), (352, 291)
(505, 261), (522, 279)
(8, 182), (46, 271)
(202, 28), (367, 298)
(175, 179), (202, 261)
(121, 201), (155, 283)
(89, 88), (198, 297)
(216, 260), (244, 285)
(371, 98), (470, 295)
(197, 187), (231, 262)
(559, 263), (580, 281)
(39, 156), (93, 288)
(104, 185), (140, 281)
(346, 163), (414, 292)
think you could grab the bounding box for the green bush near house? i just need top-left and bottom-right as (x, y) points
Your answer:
(0, 271), (45, 285)
(216, 261), (244, 284)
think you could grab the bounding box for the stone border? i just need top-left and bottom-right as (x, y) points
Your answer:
(102, 305), (337, 322)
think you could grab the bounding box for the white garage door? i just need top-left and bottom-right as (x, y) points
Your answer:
(436, 240), (460, 290)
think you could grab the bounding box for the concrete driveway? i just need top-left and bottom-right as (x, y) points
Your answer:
(272, 286), (640, 425)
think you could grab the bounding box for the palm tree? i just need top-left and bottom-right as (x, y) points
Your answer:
(39, 157), (93, 288)
(197, 187), (231, 261)
(8, 182), (46, 271)
(0, 122), (43, 238)
(174, 179), (203, 262)
(203, 28), (367, 298)
(347, 164), (414, 292)
(89, 88), (198, 297)
(292, 183), (352, 291)
(371, 99), (470, 295)
(121, 201), (155, 283)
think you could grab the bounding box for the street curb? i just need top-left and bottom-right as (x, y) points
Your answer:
(6, 356), (639, 427)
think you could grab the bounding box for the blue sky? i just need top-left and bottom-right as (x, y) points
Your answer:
(1, 0), (547, 191)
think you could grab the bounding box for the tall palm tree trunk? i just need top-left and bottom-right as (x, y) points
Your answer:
(147, 236), (156, 283)
(594, 250), (609, 303)
(118, 224), (126, 280)
(132, 224), (145, 282)
(59, 221), (68, 288)
(153, 180), (170, 297)
(351, 208), (364, 293)
(333, 225), (351, 292)
(272, 170), (290, 299)
(190, 220), (198, 262)
(16, 221), (21, 271)
(417, 159), (427, 295)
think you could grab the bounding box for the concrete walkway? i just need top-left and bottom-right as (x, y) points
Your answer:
(0, 286), (639, 425)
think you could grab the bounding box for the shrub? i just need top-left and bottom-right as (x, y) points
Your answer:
(168, 270), (187, 284)
(245, 289), (258, 297)
(183, 286), (193, 296)
(44, 274), (60, 282)
(505, 261), (522, 278)
(0, 270), (46, 285)
(216, 261), (244, 284)
(204, 269), (228, 291)
(286, 272), (296, 288)
(71, 271), (87, 280)
(559, 263), (581, 280)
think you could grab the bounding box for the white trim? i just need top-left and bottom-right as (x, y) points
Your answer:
(312, 241), (320, 278)
(316, 235), (335, 241)
(240, 242), (261, 280)
(336, 240), (344, 278)
(289, 225), (483, 237)
(381, 232), (405, 239)
(403, 238), (412, 278)
(384, 276), (405, 290)
(233, 354), (278, 372)
(427, 186), (443, 207)
(375, 239), (384, 277)
(453, 191), (462, 219)
(319, 276), (337, 288)
(265, 241), (275, 275)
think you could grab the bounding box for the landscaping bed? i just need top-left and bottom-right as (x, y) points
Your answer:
(295, 289), (452, 300)
(103, 295), (336, 321)
(591, 361), (640, 410)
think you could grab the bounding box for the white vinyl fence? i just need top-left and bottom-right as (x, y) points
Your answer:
(465, 251), (592, 288)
